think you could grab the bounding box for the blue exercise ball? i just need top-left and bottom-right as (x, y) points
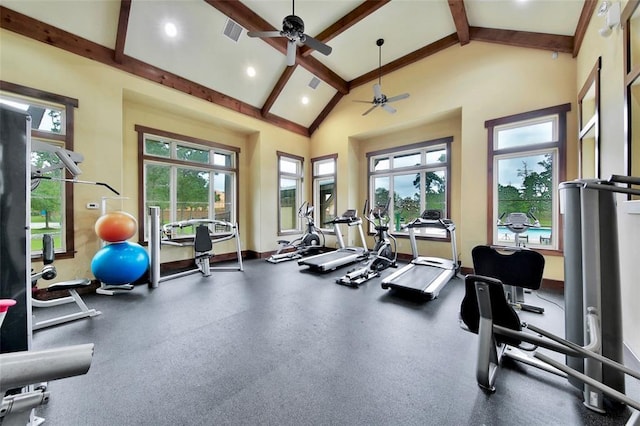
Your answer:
(91, 241), (149, 285)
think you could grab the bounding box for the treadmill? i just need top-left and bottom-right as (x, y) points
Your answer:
(298, 208), (369, 272)
(381, 210), (459, 299)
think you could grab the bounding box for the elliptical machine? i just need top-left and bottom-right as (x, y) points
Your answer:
(335, 200), (397, 287)
(267, 201), (324, 264)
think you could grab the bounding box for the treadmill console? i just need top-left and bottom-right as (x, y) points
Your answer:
(333, 209), (359, 224)
(342, 209), (357, 218)
(421, 210), (442, 220)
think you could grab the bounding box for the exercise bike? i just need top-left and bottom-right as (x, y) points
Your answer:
(267, 201), (324, 264)
(335, 201), (397, 287)
(494, 210), (544, 314)
(497, 210), (540, 248)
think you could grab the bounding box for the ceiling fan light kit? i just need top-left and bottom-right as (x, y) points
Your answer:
(354, 38), (410, 116)
(246, 0), (332, 66)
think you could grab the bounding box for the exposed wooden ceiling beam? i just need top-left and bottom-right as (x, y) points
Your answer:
(350, 34), (460, 89)
(114, 0), (131, 64)
(469, 27), (574, 54)
(309, 92), (344, 135)
(205, 0), (348, 94)
(299, 0), (390, 57)
(262, 65), (297, 116)
(0, 6), (309, 137)
(572, 0), (598, 57)
(447, 0), (470, 46)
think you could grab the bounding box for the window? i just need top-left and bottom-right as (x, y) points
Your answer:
(367, 137), (452, 238)
(486, 104), (570, 250)
(0, 81), (78, 258)
(277, 152), (303, 234)
(137, 125), (239, 239)
(311, 154), (337, 230)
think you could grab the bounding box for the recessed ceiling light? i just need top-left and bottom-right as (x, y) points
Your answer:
(246, 66), (256, 78)
(301, 96), (309, 105)
(164, 22), (178, 38)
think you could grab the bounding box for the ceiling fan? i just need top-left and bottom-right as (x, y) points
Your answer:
(354, 39), (410, 116)
(246, 0), (332, 66)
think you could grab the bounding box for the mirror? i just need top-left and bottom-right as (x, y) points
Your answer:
(625, 2), (640, 199)
(578, 57), (600, 179)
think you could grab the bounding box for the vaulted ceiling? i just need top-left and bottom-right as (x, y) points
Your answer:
(0, 0), (596, 136)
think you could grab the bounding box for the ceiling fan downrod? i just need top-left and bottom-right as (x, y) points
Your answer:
(377, 38), (384, 87)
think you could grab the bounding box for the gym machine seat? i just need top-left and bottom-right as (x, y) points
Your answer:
(459, 245), (640, 417)
(32, 234), (101, 331)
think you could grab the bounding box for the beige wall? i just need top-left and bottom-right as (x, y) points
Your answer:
(0, 29), (309, 282)
(576, 1), (640, 358)
(2, 7), (637, 357)
(312, 41), (577, 280)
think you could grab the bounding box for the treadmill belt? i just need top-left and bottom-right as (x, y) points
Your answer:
(298, 250), (361, 271)
(388, 265), (443, 291)
(300, 251), (350, 267)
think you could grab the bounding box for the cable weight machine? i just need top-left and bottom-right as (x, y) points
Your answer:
(148, 206), (243, 288)
(560, 175), (640, 412)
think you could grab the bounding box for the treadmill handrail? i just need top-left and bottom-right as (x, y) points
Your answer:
(403, 217), (455, 231)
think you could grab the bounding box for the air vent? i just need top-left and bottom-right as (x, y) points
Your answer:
(308, 77), (321, 90)
(223, 18), (243, 42)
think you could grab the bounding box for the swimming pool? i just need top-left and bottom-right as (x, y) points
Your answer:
(497, 226), (552, 245)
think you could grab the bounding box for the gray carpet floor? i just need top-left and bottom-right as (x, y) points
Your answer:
(31, 258), (639, 425)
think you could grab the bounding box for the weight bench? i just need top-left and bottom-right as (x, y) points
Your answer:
(32, 235), (101, 331)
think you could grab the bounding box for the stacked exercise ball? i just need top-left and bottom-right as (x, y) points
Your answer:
(91, 211), (149, 285)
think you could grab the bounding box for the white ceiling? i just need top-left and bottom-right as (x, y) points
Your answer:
(2, 0), (589, 131)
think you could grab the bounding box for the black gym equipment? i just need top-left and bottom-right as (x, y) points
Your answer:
(459, 246), (640, 416)
(0, 104), (95, 425)
(459, 175), (640, 419)
(335, 200), (397, 287)
(31, 234), (101, 331)
(0, 104), (31, 354)
(381, 209), (459, 299)
(495, 211), (545, 313)
(298, 205), (369, 273)
(267, 201), (324, 264)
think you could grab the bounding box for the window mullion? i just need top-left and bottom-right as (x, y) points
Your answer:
(170, 166), (177, 224)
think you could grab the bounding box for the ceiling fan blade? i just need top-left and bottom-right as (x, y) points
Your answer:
(373, 84), (382, 100)
(301, 34), (332, 56)
(385, 93), (410, 103)
(247, 31), (282, 38)
(286, 39), (297, 66)
(362, 105), (378, 116)
(382, 104), (397, 114)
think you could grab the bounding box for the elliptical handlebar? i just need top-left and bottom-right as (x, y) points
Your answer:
(364, 199), (391, 229)
(297, 201), (315, 219)
(497, 211), (540, 233)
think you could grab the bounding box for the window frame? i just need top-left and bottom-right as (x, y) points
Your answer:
(485, 103), (570, 252)
(624, 0), (640, 199)
(367, 137), (453, 240)
(277, 151), (304, 236)
(136, 125), (240, 242)
(1, 81), (78, 260)
(311, 153), (338, 232)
